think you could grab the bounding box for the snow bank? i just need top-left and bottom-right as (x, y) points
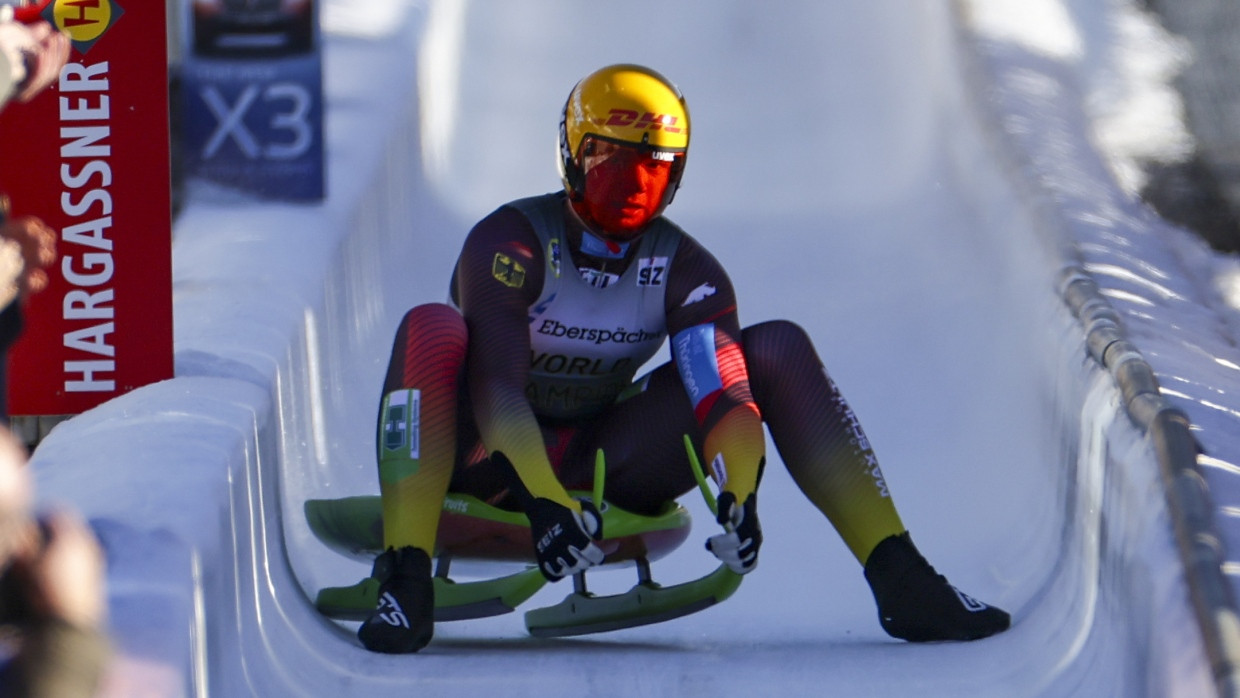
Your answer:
(958, 1), (1230, 694)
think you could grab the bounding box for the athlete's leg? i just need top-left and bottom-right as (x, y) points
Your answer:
(741, 320), (903, 565)
(360, 302), (466, 654)
(560, 322), (905, 543)
(744, 319), (1009, 641)
(559, 362), (703, 515)
(376, 303), (468, 552)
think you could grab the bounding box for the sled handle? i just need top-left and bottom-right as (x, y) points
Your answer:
(593, 449), (606, 510)
(682, 434), (718, 517)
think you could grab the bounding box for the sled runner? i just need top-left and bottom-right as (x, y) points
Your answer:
(306, 439), (743, 637)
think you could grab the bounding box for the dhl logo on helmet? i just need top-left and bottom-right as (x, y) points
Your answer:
(40, 0), (123, 54)
(598, 109), (684, 134)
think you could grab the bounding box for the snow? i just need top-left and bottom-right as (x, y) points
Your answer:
(17, 0), (1236, 695)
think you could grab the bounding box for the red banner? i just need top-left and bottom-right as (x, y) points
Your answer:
(0, 0), (172, 416)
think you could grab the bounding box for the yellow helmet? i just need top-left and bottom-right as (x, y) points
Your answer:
(558, 64), (690, 211)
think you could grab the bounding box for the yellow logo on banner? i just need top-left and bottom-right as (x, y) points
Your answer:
(45, 0), (124, 53)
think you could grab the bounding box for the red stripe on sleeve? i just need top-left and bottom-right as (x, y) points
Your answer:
(715, 333), (749, 388)
(694, 388), (722, 424)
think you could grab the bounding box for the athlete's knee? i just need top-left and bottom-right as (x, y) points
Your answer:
(398, 303), (468, 351)
(742, 319), (816, 377)
(386, 304), (468, 392)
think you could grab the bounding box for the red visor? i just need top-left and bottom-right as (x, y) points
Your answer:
(576, 137), (683, 238)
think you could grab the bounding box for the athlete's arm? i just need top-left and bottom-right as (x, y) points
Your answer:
(664, 234), (766, 502)
(455, 206), (579, 510)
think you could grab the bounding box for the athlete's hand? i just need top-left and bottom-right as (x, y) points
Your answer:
(706, 491), (761, 575)
(526, 498), (604, 581)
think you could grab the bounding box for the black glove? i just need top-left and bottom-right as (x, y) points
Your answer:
(705, 491), (761, 574)
(525, 498), (604, 581)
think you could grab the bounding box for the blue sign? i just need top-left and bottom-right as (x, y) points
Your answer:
(180, 1), (324, 201)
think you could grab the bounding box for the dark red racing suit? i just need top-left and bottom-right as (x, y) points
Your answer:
(376, 191), (904, 561)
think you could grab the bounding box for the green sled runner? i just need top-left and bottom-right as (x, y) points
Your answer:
(306, 443), (743, 637)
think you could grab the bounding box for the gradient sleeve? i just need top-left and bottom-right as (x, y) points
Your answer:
(456, 206), (578, 510)
(664, 234), (766, 500)
(671, 321), (765, 500)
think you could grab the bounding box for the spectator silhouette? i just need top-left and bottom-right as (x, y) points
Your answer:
(0, 426), (108, 697)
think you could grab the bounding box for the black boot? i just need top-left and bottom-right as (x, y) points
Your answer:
(358, 546), (434, 653)
(863, 532), (1010, 642)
